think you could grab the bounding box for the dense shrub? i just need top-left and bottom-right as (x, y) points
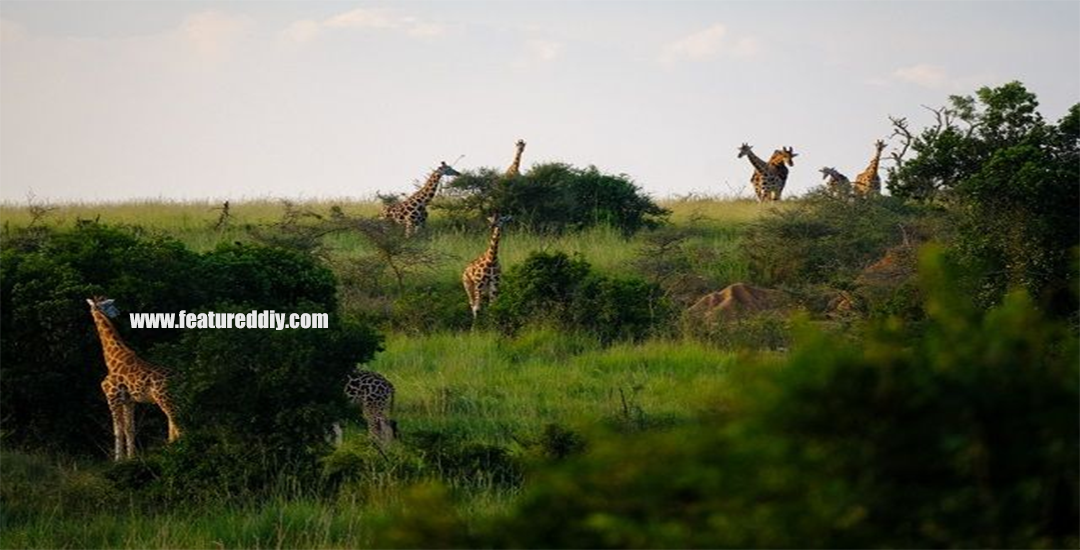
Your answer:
(743, 192), (933, 288)
(199, 242), (338, 312)
(383, 248), (1078, 548)
(436, 163), (668, 235)
(151, 312), (382, 495)
(0, 222), (375, 462)
(0, 224), (203, 455)
(888, 82), (1079, 312)
(489, 251), (670, 342)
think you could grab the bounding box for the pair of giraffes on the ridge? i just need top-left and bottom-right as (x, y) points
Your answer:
(737, 140), (887, 201)
(86, 297), (396, 461)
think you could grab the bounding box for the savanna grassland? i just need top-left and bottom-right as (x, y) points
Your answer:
(0, 196), (760, 548)
(1, 81), (1077, 549)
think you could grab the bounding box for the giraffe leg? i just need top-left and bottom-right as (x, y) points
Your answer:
(463, 274), (480, 322)
(102, 380), (125, 461)
(123, 402), (136, 459)
(153, 391), (182, 442)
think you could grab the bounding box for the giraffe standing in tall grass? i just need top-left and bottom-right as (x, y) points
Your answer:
(463, 214), (512, 321)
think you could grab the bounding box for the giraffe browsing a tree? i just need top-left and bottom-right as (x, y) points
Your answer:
(381, 161), (461, 236)
(854, 140), (887, 197)
(505, 139), (527, 178)
(463, 214), (512, 321)
(86, 296), (181, 461)
(738, 144), (797, 201)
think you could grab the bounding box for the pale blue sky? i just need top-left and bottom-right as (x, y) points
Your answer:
(1, 1), (1077, 202)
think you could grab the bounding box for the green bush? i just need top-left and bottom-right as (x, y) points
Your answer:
(887, 82), (1078, 312)
(0, 223), (204, 455)
(436, 163), (668, 235)
(152, 313), (382, 494)
(743, 192), (931, 287)
(199, 242), (338, 312)
(489, 251), (670, 342)
(0, 222), (368, 461)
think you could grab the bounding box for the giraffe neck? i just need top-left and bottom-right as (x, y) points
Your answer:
(483, 225), (503, 262)
(406, 168), (444, 207)
(506, 145), (525, 177)
(766, 152), (789, 178)
(864, 148), (883, 175)
(91, 310), (133, 367)
(743, 149), (771, 174)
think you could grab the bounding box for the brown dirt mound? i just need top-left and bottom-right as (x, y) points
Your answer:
(687, 283), (785, 322)
(857, 245), (917, 288)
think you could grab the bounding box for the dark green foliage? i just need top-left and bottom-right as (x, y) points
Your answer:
(489, 251), (670, 342)
(157, 313), (381, 462)
(744, 192), (929, 287)
(535, 423), (587, 460)
(199, 242), (338, 312)
(407, 430), (522, 487)
(887, 82), (1078, 311)
(437, 163), (668, 235)
(390, 281), (473, 333)
(0, 224), (203, 455)
(0, 222), (377, 463)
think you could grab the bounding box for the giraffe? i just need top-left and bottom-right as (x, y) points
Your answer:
(854, 140), (886, 197)
(342, 369), (397, 445)
(820, 167), (852, 196)
(738, 144), (797, 202)
(463, 214), (512, 321)
(86, 296), (181, 461)
(381, 161), (461, 236)
(505, 139), (527, 178)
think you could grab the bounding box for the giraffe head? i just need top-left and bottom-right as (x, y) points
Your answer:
(515, 139), (526, 150)
(437, 162), (461, 178)
(487, 213), (513, 228)
(820, 167), (836, 180)
(737, 143), (753, 158)
(86, 296), (120, 318)
(873, 139), (887, 153)
(777, 147), (798, 166)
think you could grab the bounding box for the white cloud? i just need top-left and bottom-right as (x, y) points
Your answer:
(179, 11), (253, 59)
(892, 63), (949, 89)
(281, 19), (322, 44)
(286, 7), (445, 42)
(325, 8), (398, 30)
(661, 23), (758, 63)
